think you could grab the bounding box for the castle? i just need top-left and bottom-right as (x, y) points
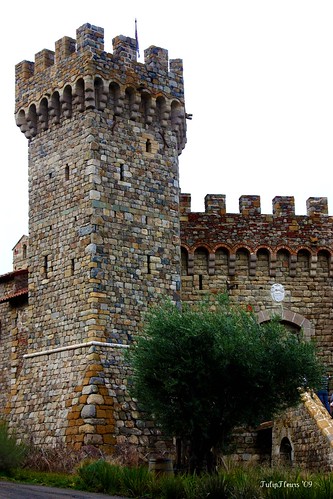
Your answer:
(1, 22), (333, 469)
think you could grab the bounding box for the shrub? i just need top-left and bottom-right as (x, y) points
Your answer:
(0, 420), (27, 473)
(150, 474), (186, 499)
(121, 465), (153, 497)
(77, 459), (123, 494)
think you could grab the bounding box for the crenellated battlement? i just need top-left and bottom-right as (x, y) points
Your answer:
(5, 19), (333, 465)
(180, 193), (333, 270)
(180, 193), (329, 217)
(15, 23), (186, 152)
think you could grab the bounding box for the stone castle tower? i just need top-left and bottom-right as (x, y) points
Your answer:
(6, 23), (186, 453)
(15, 23), (185, 350)
(3, 21), (333, 469)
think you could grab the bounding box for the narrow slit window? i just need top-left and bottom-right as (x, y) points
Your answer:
(147, 255), (151, 274)
(71, 258), (75, 275)
(146, 139), (152, 153)
(120, 164), (124, 181)
(65, 164), (70, 181)
(44, 255), (49, 278)
(199, 274), (203, 290)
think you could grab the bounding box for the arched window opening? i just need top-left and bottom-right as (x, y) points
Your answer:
(125, 87), (136, 119)
(279, 437), (292, 466)
(296, 249), (310, 276)
(318, 249), (330, 277)
(235, 248), (250, 276)
(280, 320), (301, 339)
(193, 247), (209, 275)
(276, 249), (290, 278)
(38, 98), (48, 131)
(94, 77), (104, 110)
(171, 100), (184, 151)
(171, 101), (181, 128)
(62, 85), (72, 118)
(50, 92), (61, 124)
(27, 104), (38, 137)
(256, 248), (270, 277)
(74, 79), (85, 112)
(215, 248), (229, 277)
(109, 82), (122, 115)
(156, 96), (166, 124)
(140, 92), (151, 123)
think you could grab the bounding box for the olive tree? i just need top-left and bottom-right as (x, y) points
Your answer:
(128, 295), (323, 473)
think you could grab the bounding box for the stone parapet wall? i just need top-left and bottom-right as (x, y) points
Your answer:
(15, 24), (186, 153)
(180, 193), (333, 367)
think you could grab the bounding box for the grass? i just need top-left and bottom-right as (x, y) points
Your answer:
(2, 462), (333, 498)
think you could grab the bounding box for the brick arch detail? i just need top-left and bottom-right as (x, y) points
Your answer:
(232, 244), (252, 254)
(257, 308), (314, 341)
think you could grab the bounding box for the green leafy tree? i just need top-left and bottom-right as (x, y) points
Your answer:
(128, 295), (324, 473)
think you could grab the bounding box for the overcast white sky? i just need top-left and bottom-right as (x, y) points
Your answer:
(1, 1), (333, 274)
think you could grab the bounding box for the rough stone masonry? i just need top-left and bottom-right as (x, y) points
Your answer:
(1, 22), (333, 468)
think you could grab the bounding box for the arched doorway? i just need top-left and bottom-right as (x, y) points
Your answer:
(279, 437), (293, 465)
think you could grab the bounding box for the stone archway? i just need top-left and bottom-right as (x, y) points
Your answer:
(279, 436), (293, 465)
(257, 308), (314, 341)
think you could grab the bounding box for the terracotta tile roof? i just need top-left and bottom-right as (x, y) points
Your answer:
(0, 268), (28, 283)
(0, 288), (28, 303)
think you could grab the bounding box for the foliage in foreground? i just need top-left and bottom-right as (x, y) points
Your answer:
(0, 421), (27, 473)
(2, 459), (333, 498)
(127, 294), (324, 473)
(75, 460), (333, 498)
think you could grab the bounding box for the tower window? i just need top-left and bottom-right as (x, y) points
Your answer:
(147, 255), (151, 274)
(199, 274), (203, 290)
(65, 164), (70, 181)
(120, 164), (124, 181)
(44, 255), (49, 278)
(71, 258), (75, 275)
(146, 139), (152, 153)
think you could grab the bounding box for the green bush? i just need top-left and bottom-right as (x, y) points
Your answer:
(77, 459), (123, 494)
(152, 474), (186, 499)
(72, 460), (333, 499)
(0, 420), (27, 474)
(121, 465), (152, 497)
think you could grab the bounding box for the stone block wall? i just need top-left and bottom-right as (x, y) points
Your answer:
(15, 23), (185, 351)
(1, 21), (333, 467)
(180, 193), (333, 366)
(7, 341), (172, 457)
(272, 391), (333, 471)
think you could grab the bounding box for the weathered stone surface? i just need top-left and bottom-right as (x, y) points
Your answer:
(1, 21), (333, 470)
